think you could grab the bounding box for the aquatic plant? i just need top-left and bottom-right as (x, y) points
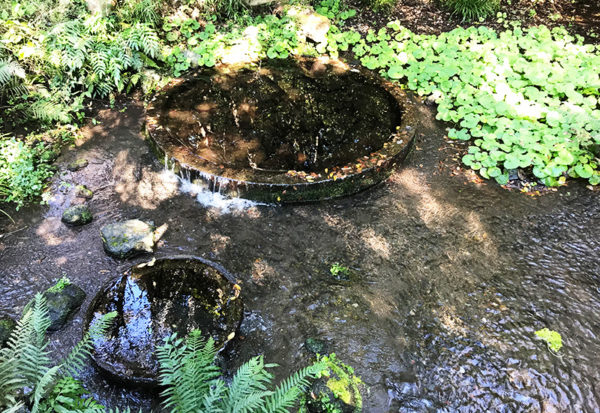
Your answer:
(46, 276), (71, 293)
(301, 353), (363, 413)
(535, 328), (563, 353)
(329, 263), (350, 280)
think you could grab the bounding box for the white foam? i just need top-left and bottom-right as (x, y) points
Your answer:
(163, 168), (266, 213)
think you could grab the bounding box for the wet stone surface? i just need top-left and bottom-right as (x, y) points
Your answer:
(100, 219), (156, 259)
(62, 204), (93, 226)
(86, 256), (243, 386)
(44, 283), (86, 332)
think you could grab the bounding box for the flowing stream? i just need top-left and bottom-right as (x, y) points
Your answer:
(0, 101), (598, 412)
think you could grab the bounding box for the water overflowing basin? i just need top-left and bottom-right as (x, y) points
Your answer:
(85, 256), (243, 387)
(145, 57), (417, 203)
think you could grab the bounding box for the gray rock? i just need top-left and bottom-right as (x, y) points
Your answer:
(100, 219), (157, 258)
(75, 184), (94, 199)
(62, 204), (93, 226)
(67, 158), (88, 172)
(287, 6), (330, 44)
(44, 283), (86, 332)
(0, 316), (16, 348)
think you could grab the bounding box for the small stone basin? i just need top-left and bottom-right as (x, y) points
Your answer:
(145, 57), (418, 203)
(85, 256), (243, 387)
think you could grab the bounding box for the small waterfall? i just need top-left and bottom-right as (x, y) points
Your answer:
(162, 162), (265, 212)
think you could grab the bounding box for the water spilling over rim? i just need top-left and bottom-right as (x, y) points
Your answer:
(85, 256), (243, 387)
(145, 57), (418, 203)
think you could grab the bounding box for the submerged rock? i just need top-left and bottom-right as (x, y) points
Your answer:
(100, 220), (162, 258)
(62, 204), (93, 226)
(0, 317), (16, 347)
(75, 184), (94, 199)
(86, 256), (243, 386)
(44, 280), (86, 332)
(305, 337), (329, 355)
(67, 158), (89, 171)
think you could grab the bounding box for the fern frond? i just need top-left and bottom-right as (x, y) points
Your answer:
(28, 98), (72, 123)
(0, 293), (52, 407)
(221, 356), (274, 413)
(262, 361), (326, 413)
(157, 331), (221, 413)
(61, 311), (117, 376)
(30, 365), (61, 412)
(0, 59), (26, 97)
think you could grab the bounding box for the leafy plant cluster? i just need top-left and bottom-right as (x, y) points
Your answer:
(157, 330), (325, 412)
(0, 136), (55, 208)
(440, 0), (499, 21)
(163, 13), (308, 76)
(0, 0), (163, 125)
(0, 293), (116, 412)
(535, 328), (563, 353)
(327, 22), (600, 187)
(300, 353), (363, 413)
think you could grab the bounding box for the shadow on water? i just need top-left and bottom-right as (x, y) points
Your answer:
(0, 98), (599, 412)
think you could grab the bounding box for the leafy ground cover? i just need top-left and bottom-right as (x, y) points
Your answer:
(345, 23), (600, 187)
(157, 5), (600, 188)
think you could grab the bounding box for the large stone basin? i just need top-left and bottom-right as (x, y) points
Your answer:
(145, 57), (418, 203)
(85, 256), (243, 387)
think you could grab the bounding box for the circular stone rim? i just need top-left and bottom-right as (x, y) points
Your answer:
(145, 57), (418, 203)
(85, 255), (242, 387)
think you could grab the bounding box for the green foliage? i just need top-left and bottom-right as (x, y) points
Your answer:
(120, 0), (163, 27)
(440, 0), (499, 21)
(330, 22), (600, 188)
(157, 329), (326, 412)
(0, 136), (54, 208)
(315, 0), (357, 22)
(535, 328), (562, 352)
(45, 16), (160, 98)
(0, 0), (162, 126)
(365, 0), (395, 13)
(301, 354), (363, 413)
(38, 377), (105, 413)
(0, 293), (116, 411)
(46, 276), (71, 293)
(0, 58), (26, 98)
(329, 263), (350, 280)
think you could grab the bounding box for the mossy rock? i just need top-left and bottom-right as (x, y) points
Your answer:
(44, 283), (86, 332)
(0, 316), (16, 348)
(62, 204), (93, 226)
(100, 219), (156, 259)
(304, 354), (362, 413)
(75, 185), (94, 199)
(67, 158), (88, 171)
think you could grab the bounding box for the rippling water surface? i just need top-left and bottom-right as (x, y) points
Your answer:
(0, 101), (598, 412)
